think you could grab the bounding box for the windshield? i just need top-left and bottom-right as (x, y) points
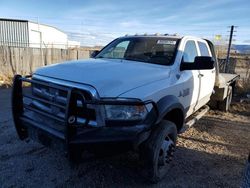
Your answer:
(95, 37), (179, 65)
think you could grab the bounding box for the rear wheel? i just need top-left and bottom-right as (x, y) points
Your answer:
(218, 86), (232, 112)
(140, 120), (177, 183)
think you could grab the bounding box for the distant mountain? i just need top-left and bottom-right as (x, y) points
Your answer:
(232, 45), (250, 54)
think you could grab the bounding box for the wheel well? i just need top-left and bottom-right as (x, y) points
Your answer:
(163, 108), (184, 132)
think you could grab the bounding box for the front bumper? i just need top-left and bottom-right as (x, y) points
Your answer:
(12, 75), (158, 152)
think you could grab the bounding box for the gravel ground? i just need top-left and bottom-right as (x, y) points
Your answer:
(0, 88), (249, 188)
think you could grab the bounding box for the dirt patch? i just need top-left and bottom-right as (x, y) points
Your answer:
(0, 88), (249, 187)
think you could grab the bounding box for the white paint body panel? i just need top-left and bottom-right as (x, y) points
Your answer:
(196, 39), (216, 107)
(34, 58), (171, 97)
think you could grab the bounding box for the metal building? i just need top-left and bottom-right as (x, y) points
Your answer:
(0, 18), (29, 47)
(0, 18), (80, 49)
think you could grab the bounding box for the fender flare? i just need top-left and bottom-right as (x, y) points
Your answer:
(155, 95), (185, 130)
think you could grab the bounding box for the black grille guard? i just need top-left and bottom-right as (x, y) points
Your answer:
(12, 75), (159, 147)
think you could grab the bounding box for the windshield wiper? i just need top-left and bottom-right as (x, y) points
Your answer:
(124, 56), (152, 64)
(124, 57), (142, 61)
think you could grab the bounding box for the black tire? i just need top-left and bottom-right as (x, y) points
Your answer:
(140, 120), (177, 183)
(208, 99), (218, 110)
(218, 86), (232, 112)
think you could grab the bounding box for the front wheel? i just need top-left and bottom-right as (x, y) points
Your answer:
(140, 120), (177, 183)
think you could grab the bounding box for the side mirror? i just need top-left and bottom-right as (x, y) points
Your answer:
(90, 50), (100, 58)
(180, 56), (215, 71)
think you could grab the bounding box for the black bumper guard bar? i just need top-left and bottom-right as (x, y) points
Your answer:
(12, 75), (159, 152)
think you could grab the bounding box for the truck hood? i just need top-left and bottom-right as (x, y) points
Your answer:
(34, 58), (171, 97)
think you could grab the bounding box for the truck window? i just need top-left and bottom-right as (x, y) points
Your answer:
(96, 37), (179, 66)
(198, 41), (210, 56)
(183, 41), (198, 63)
(102, 40), (130, 59)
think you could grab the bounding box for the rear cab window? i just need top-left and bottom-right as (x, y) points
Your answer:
(198, 41), (211, 56)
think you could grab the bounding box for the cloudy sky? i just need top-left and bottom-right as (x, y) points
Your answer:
(0, 0), (249, 46)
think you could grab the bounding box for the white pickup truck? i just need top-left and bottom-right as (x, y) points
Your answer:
(12, 34), (239, 182)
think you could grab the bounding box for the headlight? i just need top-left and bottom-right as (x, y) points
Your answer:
(104, 104), (148, 121)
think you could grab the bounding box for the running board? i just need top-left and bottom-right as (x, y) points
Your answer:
(180, 105), (210, 133)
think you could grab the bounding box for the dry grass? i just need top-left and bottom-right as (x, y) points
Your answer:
(236, 78), (250, 96)
(0, 72), (13, 88)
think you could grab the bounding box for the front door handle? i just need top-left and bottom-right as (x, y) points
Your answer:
(198, 74), (204, 78)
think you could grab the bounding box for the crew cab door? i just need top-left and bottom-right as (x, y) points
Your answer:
(180, 40), (200, 117)
(196, 40), (216, 108)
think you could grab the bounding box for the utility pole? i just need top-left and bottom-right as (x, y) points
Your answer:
(225, 25), (234, 72)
